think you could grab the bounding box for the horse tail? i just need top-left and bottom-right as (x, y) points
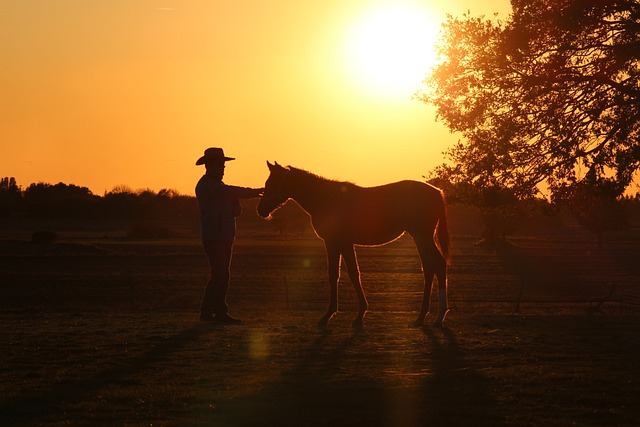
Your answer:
(436, 191), (451, 265)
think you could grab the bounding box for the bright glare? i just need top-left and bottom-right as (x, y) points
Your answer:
(344, 3), (440, 99)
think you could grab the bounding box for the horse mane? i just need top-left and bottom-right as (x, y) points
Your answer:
(287, 166), (358, 190)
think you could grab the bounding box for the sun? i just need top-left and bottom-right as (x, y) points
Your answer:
(344, 3), (440, 99)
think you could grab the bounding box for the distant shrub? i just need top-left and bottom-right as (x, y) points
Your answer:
(31, 230), (58, 244)
(126, 223), (172, 239)
(23, 182), (99, 218)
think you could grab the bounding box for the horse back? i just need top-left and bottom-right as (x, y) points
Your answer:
(359, 180), (443, 213)
(311, 180), (444, 245)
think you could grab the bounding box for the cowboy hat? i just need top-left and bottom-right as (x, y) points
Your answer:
(195, 147), (235, 165)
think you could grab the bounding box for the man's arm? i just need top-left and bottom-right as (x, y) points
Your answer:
(224, 185), (263, 199)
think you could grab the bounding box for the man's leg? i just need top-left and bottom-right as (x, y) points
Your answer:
(212, 240), (233, 316)
(201, 240), (233, 319)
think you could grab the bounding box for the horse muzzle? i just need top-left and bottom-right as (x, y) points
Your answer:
(256, 199), (275, 218)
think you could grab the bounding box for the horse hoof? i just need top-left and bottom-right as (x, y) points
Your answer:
(433, 310), (449, 328)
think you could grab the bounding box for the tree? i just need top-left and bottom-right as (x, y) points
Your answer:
(428, 173), (530, 241)
(554, 177), (629, 247)
(0, 177), (22, 217)
(419, 0), (640, 198)
(23, 182), (99, 218)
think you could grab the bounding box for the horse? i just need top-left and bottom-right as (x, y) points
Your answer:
(257, 162), (451, 328)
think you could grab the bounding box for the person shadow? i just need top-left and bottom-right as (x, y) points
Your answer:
(1, 322), (220, 425)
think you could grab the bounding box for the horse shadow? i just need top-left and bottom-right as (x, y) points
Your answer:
(208, 322), (505, 426)
(208, 327), (391, 426)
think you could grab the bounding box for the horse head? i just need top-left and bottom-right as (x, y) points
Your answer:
(257, 161), (290, 219)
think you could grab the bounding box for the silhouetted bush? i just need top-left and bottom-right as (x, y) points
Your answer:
(23, 182), (100, 218)
(0, 177), (22, 217)
(102, 187), (198, 221)
(0, 178), (199, 222)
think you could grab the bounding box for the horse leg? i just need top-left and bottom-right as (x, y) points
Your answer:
(319, 241), (340, 328)
(341, 244), (368, 328)
(414, 268), (435, 327)
(413, 236), (448, 327)
(433, 254), (449, 328)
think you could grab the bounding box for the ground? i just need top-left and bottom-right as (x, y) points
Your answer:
(1, 221), (639, 426)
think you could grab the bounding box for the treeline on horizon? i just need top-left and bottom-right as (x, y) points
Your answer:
(2, 176), (640, 245)
(0, 177), (198, 221)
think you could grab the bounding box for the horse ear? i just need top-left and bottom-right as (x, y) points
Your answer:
(267, 161), (274, 171)
(275, 161), (281, 167)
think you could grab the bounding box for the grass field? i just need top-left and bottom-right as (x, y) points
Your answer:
(1, 217), (639, 425)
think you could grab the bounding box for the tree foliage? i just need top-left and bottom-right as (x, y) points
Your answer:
(419, 0), (640, 198)
(554, 177), (629, 247)
(23, 182), (99, 218)
(0, 177), (21, 217)
(0, 177), (198, 221)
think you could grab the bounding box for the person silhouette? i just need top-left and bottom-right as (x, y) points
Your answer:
(195, 148), (263, 324)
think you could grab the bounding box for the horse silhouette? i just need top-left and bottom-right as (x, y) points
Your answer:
(257, 162), (450, 328)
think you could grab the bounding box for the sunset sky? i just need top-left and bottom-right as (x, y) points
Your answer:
(1, 0), (509, 195)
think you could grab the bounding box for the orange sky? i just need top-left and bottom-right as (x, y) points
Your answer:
(1, 0), (510, 195)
